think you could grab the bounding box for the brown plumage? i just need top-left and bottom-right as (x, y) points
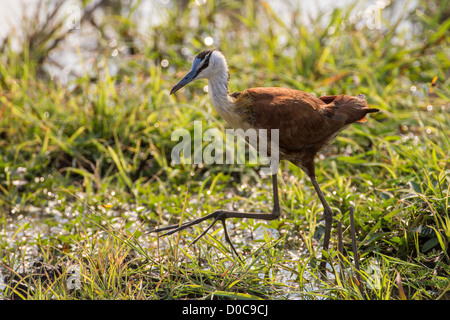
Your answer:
(153, 49), (379, 276)
(231, 87), (378, 175)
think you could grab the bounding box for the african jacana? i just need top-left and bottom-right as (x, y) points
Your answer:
(151, 49), (378, 274)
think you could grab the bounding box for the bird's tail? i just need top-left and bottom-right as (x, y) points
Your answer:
(320, 94), (379, 124)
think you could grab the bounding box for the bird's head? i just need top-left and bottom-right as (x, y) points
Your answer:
(170, 49), (228, 94)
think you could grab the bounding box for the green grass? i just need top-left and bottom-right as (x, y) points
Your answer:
(0, 0), (449, 300)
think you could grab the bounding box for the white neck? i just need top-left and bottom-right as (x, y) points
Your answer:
(208, 72), (230, 109)
(201, 51), (233, 115)
(203, 51), (249, 130)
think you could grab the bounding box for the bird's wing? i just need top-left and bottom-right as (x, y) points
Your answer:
(231, 87), (347, 151)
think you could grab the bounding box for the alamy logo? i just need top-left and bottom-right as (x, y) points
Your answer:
(171, 121), (280, 175)
(365, 258), (382, 290)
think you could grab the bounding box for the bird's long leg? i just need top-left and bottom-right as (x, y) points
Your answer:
(309, 175), (334, 275)
(149, 173), (281, 255)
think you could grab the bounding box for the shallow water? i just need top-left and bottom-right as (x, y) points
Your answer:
(1, 196), (335, 299)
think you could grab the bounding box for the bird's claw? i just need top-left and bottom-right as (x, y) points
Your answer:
(149, 211), (242, 259)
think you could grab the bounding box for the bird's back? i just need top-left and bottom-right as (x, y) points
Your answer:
(230, 87), (378, 153)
